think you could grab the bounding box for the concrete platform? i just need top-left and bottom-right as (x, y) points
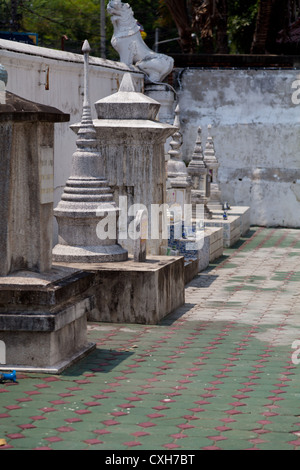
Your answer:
(211, 206), (251, 236)
(204, 226), (224, 262)
(57, 256), (185, 326)
(167, 225), (224, 283)
(0, 266), (96, 373)
(204, 213), (241, 247)
(0, 255), (185, 371)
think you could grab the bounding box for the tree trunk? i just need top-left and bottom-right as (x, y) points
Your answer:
(251, 0), (275, 53)
(165, 0), (195, 53)
(215, 0), (229, 53)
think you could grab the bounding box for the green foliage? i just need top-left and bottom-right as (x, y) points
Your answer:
(227, 0), (259, 53)
(19, 0), (102, 54)
(0, 0), (259, 56)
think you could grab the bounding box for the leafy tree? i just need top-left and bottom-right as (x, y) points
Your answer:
(228, 0), (259, 53)
(20, 0), (101, 54)
(1, 0), (299, 57)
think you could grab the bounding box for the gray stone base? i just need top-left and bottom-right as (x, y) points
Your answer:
(0, 266), (96, 373)
(205, 214), (241, 247)
(57, 256), (185, 325)
(182, 234), (210, 284)
(0, 342), (95, 374)
(172, 227), (224, 284)
(211, 206), (251, 237)
(52, 243), (128, 263)
(184, 258), (199, 284)
(206, 227), (224, 262)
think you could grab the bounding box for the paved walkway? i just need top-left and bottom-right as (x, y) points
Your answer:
(1, 227), (300, 451)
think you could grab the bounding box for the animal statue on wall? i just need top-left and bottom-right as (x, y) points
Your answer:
(107, 0), (174, 83)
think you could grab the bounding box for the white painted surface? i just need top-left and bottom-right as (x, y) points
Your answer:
(179, 68), (300, 227)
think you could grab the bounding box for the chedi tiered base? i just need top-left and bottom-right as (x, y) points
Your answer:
(52, 176), (127, 262)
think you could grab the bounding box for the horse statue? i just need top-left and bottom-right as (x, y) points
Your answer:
(107, 0), (174, 83)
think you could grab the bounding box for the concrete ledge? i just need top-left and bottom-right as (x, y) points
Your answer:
(0, 266), (96, 371)
(211, 206), (250, 236)
(57, 256), (185, 325)
(0, 342), (96, 375)
(184, 258), (199, 284)
(206, 226), (224, 262)
(205, 214), (241, 247)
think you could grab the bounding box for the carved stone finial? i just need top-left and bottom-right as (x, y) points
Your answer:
(188, 126), (212, 220)
(168, 105), (182, 162)
(189, 126), (206, 170)
(204, 124), (222, 210)
(204, 124), (219, 170)
(118, 72), (137, 92)
(167, 104), (191, 191)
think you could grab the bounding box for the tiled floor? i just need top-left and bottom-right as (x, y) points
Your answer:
(1, 227), (300, 450)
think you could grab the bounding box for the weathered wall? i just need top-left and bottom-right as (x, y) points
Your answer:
(178, 68), (300, 227)
(0, 39), (144, 242)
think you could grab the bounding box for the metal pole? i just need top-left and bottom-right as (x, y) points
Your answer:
(100, 0), (106, 58)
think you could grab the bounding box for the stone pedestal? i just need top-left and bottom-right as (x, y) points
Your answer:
(56, 256), (185, 325)
(0, 92), (69, 276)
(207, 227), (224, 262)
(211, 206), (251, 236)
(205, 213), (241, 247)
(0, 267), (96, 373)
(144, 83), (176, 125)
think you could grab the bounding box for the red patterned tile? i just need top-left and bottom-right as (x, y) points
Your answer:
(6, 433), (25, 440)
(56, 426), (75, 433)
(202, 445), (222, 450)
(44, 436), (63, 443)
(102, 419), (120, 426)
(177, 423), (195, 430)
(123, 441), (142, 447)
(30, 415), (47, 421)
(111, 411), (128, 417)
(93, 429), (111, 435)
(288, 439), (300, 447)
(147, 413), (165, 419)
(163, 443), (181, 449)
(83, 401), (102, 407)
(131, 431), (150, 437)
(170, 433), (188, 439)
(138, 422), (157, 428)
(65, 417), (82, 423)
(18, 424), (36, 430)
(39, 407), (58, 413)
(207, 435), (227, 441)
(83, 438), (103, 445)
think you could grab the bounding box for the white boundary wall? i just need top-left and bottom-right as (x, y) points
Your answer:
(0, 39), (144, 242)
(178, 68), (300, 228)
